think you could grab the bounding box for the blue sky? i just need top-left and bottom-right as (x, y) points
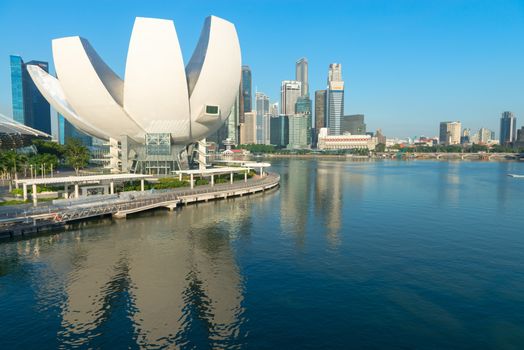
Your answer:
(0, 0), (523, 137)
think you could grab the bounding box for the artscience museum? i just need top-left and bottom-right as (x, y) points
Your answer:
(27, 15), (241, 173)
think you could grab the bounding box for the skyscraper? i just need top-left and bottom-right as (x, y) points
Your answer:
(326, 63), (344, 135)
(270, 115), (289, 147)
(241, 65), (252, 113)
(500, 111), (517, 146)
(280, 81), (302, 115)
(295, 58), (308, 97)
(439, 121), (461, 145)
(255, 92), (270, 144)
(314, 90), (326, 147)
(10, 55), (51, 134)
(288, 96), (312, 149)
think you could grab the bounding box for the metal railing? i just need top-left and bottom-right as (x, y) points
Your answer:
(0, 173), (280, 226)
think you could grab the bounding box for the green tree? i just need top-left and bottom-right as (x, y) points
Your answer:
(32, 139), (65, 159)
(375, 143), (386, 152)
(64, 139), (90, 175)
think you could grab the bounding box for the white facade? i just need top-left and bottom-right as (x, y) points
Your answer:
(280, 81), (301, 115)
(317, 128), (376, 150)
(27, 16), (241, 145)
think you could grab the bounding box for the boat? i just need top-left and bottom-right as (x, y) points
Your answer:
(508, 174), (524, 178)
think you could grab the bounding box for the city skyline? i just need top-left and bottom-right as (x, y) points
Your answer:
(0, 0), (523, 137)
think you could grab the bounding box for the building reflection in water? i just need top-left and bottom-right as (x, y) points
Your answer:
(314, 161), (344, 247)
(7, 198), (254, 349)
(279, 160), (312, 247)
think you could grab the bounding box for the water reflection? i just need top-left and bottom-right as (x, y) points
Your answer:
(2, 199), (252, 349)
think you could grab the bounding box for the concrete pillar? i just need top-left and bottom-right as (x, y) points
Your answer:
(64, 184), (68, 196)
(110, 181), (114, 194)
(244, 171), (247, 182)
(178, 172), (182, 181)
(23, 183), (28, 201)
(260, 167), (264, 177)
(190, 173), (194, 189)
(32, 184), (37, 206)
(230, 172), (234, 184)
(140, 179), (145, 192)
(74, 184), (79, 198)
(211, 174), (214, 187)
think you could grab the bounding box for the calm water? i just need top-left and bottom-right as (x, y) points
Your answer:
(0, 159), (523, 349)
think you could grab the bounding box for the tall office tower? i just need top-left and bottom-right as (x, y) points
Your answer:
(58, 114), (92, 146)
(341, 114), (366, 135)
(280, 81), (302, 115)
(241, 65), (252, 113)
(326, 63), (344, 135)
(314, 90), (327, 147)
(255, 92), (270, 144)
(295, 57), (308, 97)
(238, 81), (245, 124)
(292, 95), (312, 147)
(439, 121), (462, 145)
(270, 115), (289, 147)
(240, 111), (257, 144)
(515, 127), (524, 148)
(500, 111), (517, 146)
(10, 55), (51, 134)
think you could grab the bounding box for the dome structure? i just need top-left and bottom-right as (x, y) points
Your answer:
(27, 16), (241, 145)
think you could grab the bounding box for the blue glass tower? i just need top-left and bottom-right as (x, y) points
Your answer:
(9, 55), (51, 134)
(59, 114), (92, 146)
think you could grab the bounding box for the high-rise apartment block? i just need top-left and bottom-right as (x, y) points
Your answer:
(295, 58), (308, 97)
(10, 55), (51, 134)
(439, 121), (462, 145)
(500, 111), (517, 146)
(326, 63), (344, 135)
(280, 80), (302, 115)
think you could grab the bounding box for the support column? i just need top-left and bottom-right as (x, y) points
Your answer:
(140, 179), (145, 192)
(74, 184), (79, 198)
(190, 174), (194, 189)
(230, 172), (234, 184)
(110, 181), (114, 194)
(260, 167), (264, 177)
(211, 174), (214, 187)
(32, 184), (37, 206)
(244, 171), (247, 182)
(23, 183), (27, 201)
(178, 172), (182, 181)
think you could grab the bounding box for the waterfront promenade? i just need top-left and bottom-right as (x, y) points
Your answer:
(0, 172), (280, 239)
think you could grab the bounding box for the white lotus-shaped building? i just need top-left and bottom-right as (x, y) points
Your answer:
(27, 16), (241, 146)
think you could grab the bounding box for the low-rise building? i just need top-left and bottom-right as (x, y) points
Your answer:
(317, 128), (376, 150)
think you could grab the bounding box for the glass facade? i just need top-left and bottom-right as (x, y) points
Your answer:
(327, 89), (344, 135)
(146, 133), (172, 156)
(500, 111), (517, 146)
(270, 115), (289, 147)
(9, 55), (51, 134)
(10, 55), (25, 124)
(341, 114), (366, 135)
(59, 114), (93, 146)
(241, 65), (252, 113)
